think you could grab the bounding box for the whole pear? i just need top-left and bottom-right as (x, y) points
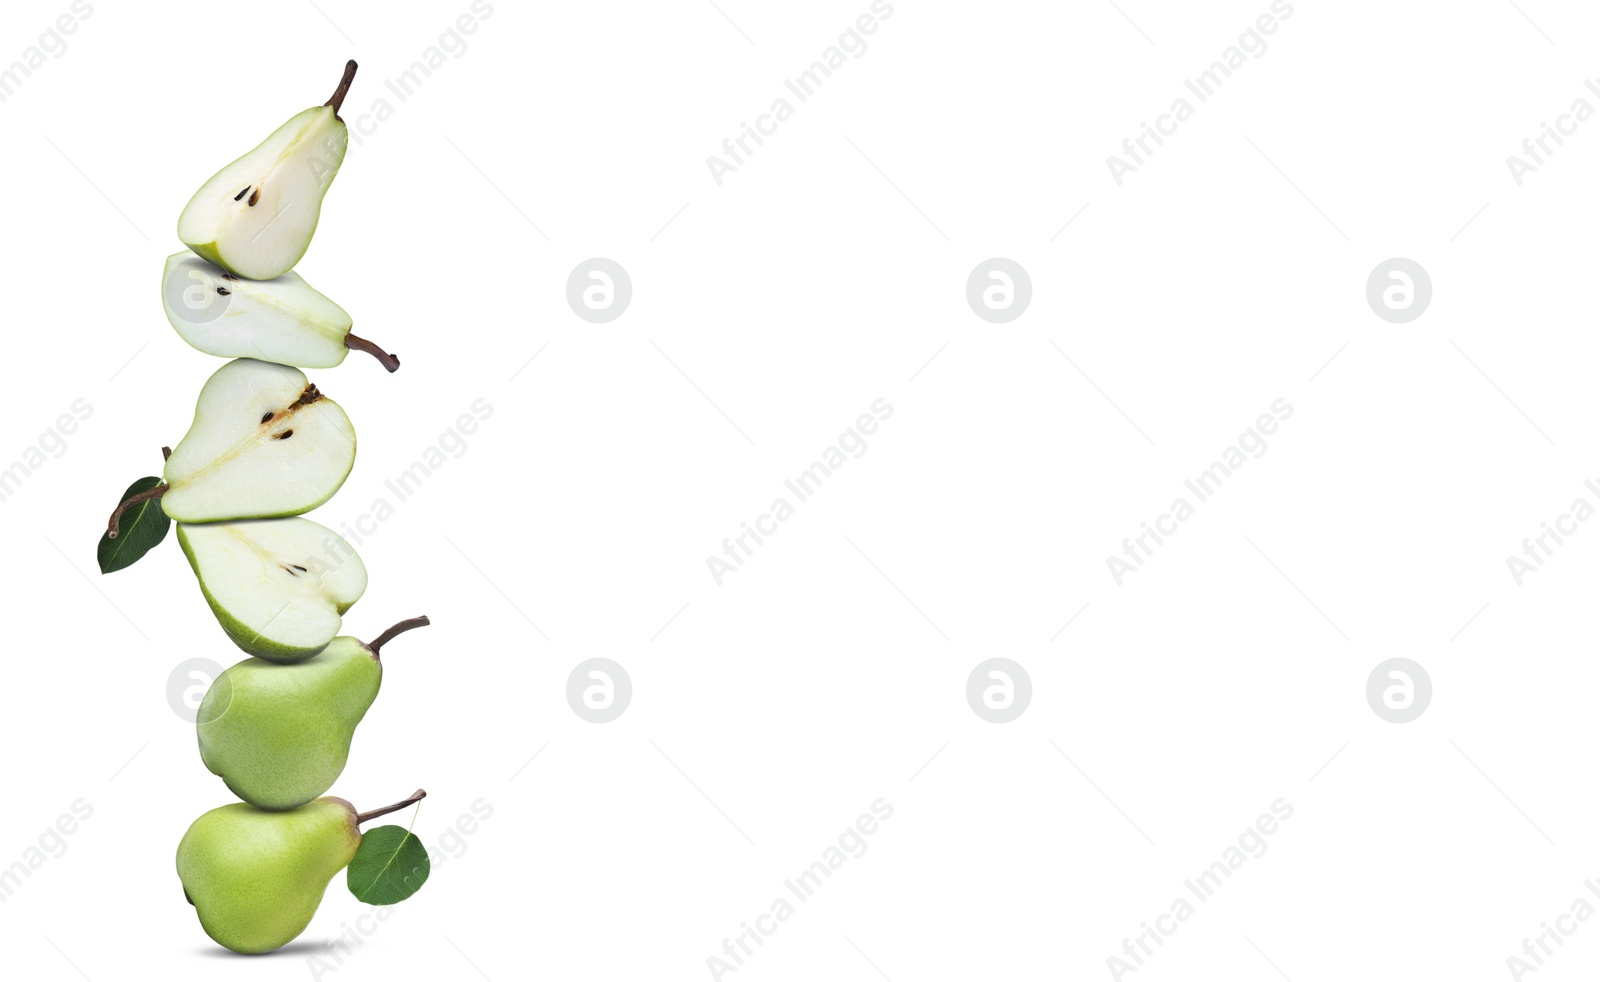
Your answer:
(198, 617), (429, 810)
(176, 790), (425, 954)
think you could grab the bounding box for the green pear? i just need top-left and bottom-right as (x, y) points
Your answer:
(106, 358), (355, 537)
(177, 62), (357, 280)
(177, 518), (367, 662)
(161, 251), (400, 371)
(198, 617), (429, 810)
(176, 790), (425, 954)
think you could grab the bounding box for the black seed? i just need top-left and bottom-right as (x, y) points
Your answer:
(248, 188), (260, 207)
(217, 288), (230, 296)
(234, 186), (251, 201)
(293, 565), (308, 572)
(277, 430), (294, 440)
(260, 412), (274, 423)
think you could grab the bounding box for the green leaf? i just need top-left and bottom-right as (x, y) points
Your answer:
(97, 477), (170, 575)
(347, 825), (430, 905)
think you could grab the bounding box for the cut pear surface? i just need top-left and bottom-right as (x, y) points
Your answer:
(160, 359), (355, 525)
(178, 518), (367, 662)
(163, 252), (351, 367)
(161, 251), (400, 371)
(176, 62), (356, 280)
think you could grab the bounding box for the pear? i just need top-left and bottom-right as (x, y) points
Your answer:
(177, 61), (358, 280)
(106, 358), (355, 537)
(176, 790), (425, 954)
(161, 251), (399, 371)
(178, 518), (367, 662)
(198, 616), (429, 810)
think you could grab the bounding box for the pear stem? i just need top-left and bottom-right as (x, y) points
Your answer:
(326, 60), (359, 119)
(368, 615), (431, 657)
(345, 332), (400, 373)
(357, 789), (426, 826)
(161, 446), (171, 461)
(107, 484), (168, 539)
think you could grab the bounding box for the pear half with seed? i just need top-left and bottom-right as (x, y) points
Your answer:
(161, 251), (399, 371)
(177, 62), (358, 281)
(107, 359), (356, 538)
(179, 518), (367, 662)
(161, 359), (355, 524)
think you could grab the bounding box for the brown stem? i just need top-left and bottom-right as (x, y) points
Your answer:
(368, 615), (430, 657)
(357, 789), (426, 826)
(325, 60), (359, 118)
(345, 332), (400, 373)
(161, 446), (172, 461)
(107, 484), (168, 539)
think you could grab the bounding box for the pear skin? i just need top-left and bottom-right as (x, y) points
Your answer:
(176, 798), (360, 954)
(197, 617), (429, 810)
(176, 790), (426, 954)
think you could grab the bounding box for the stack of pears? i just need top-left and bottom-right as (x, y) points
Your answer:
(99, 61), (432, 955)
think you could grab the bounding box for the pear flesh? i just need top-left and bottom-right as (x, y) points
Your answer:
(161, 358), (355, 525)
(162, 251), (353, 368)
(178, 518), (367, 662)
(176, 63), (355, 280)
(175, 798), (361, 954)
(197, 617), (426, 811)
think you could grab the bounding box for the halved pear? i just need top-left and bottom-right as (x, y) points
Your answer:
(161, 251), (399, 371)
(105, 360), (355, 537)
(177, 62), (357, 281)
(178, 518), (367, 662)
(115, 359), (354, 533)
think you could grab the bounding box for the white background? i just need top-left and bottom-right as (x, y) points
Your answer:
(1, 0), (1598, 978)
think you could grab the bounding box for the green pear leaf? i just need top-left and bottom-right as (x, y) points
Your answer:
(97, 477), (170, 574)
(347, 826), (430, 905)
